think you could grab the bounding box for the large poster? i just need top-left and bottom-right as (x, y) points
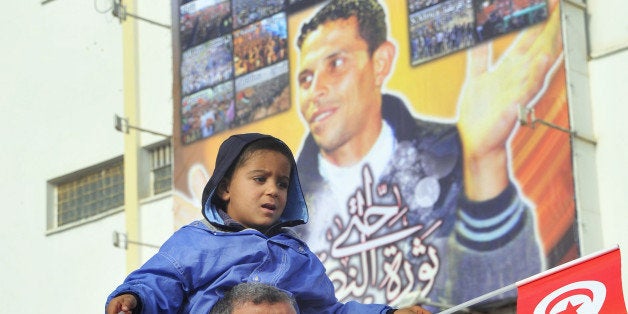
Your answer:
(172, 0), (576, 308)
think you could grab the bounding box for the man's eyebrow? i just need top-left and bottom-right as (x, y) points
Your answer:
(325, 49), (348, 60)
(298, 50), (346, 75)
(297, 68), (312, 78)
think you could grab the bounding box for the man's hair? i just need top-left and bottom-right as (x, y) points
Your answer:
(214, 137), (294, 208)
(296, 0), (387, 55)
(210, 282), (297, 314)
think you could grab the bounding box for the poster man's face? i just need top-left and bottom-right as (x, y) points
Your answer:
(297, 16), (383, 159)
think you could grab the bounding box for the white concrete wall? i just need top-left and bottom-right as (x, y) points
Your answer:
(586, 0), (628, 306)
(0, 0), (173, 312)
(1, 0), (627, 312)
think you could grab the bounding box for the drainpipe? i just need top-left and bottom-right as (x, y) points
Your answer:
(121, 0), (141, 273)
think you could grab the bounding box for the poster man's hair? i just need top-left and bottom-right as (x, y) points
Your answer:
(296, 0), (387, 55)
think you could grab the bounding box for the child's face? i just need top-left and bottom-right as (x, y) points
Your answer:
(220, 149), (291, 230)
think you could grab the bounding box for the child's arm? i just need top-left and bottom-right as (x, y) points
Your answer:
(104, 226), (205, 313)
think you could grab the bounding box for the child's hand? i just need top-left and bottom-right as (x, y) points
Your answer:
(395, 305), (432, 314)
(106, 294), (138, 314)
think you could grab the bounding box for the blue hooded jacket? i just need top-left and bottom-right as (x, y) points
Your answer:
(106, 133), (394, 314)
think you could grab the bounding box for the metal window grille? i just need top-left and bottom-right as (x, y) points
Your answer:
(150, 141), (172, 195)
(56, 161), (124, 227)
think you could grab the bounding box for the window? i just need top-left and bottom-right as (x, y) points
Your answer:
(148, 140), (172, 195)
(47, 140), (172, 232)
(49, 158), (124, 230)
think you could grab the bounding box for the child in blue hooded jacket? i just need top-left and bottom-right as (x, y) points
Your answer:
(105, 133), (429, 314)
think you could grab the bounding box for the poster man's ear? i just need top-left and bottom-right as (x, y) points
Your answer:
(373, 41), (396, 86)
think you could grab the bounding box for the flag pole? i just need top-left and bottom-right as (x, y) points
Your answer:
(434, 245), (620, 313)
(436, 283), (517, 314)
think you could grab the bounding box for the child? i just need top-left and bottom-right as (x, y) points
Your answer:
(105, 133), (429, 314)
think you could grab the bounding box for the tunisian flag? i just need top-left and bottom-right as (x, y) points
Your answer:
(517, 246), (627, 313)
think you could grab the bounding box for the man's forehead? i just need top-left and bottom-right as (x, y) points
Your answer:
(298, 17), (367, 64)
(231, 301), (296, 314)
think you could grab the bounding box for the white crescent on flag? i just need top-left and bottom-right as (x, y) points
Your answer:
(533, 280), (606, 314)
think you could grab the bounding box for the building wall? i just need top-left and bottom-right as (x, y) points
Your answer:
(0, 0), (626, 312)
(0, 0), (173, 312)
(586, 0), (628, 307)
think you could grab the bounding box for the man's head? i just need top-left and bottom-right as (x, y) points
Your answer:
(296, 0), (387, 55)
(210, 282), (297, 314)
(296, 0), (395, 166)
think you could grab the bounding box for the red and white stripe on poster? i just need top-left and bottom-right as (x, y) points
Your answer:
(517, 246), (626, 313)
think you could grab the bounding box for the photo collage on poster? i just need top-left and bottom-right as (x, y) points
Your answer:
(178, 0), (549, 144)
(408, 0), (548, 65)
(178, 0), (290, 145)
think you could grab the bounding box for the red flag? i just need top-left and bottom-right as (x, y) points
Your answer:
(517, 247), (627, 313)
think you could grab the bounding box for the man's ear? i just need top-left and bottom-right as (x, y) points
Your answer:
(373, 40), (396, 86)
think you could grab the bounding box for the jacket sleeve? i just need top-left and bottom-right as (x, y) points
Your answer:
(446, 183), (545, 303)
(104, 225), (215, 314)
(105, 250), (189, 314)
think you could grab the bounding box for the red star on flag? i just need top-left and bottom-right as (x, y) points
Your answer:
(557, 301), (582, 314)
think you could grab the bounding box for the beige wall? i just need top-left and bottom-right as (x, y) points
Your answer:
(0, 0), (173, 312)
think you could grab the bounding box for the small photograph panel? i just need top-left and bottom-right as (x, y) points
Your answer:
(473, 0), (548, 42)
(408, 0), (447, 12)
(233, 60), (291, 127)
(180, 0), (232, 51)
(232, 0), (285, 29)
(409, 0), (477, 66)
(233, 12), (288, 77)
(180, 81), (235, 144)
(180, 35), (234, 97)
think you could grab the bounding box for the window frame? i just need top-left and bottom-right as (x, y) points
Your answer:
(46, 156), (125, 234)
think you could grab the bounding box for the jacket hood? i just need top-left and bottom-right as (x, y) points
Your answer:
(201, 133), (308, 229)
